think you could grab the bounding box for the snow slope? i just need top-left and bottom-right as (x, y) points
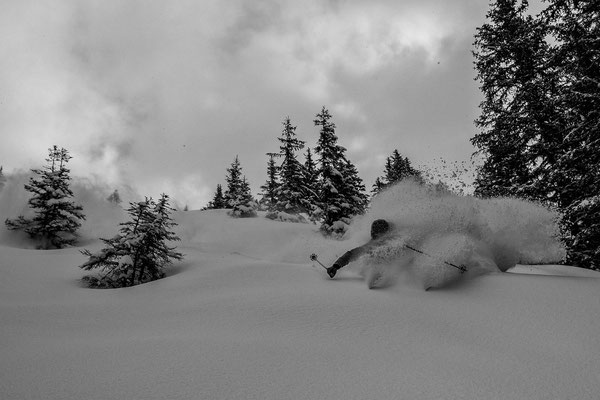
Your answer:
(2, 184), (600, 399)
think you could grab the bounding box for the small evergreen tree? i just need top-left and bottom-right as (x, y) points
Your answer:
(371, 177), (386, 195)
(302, 147), (320, 216)
(5, 146), (85, 249)
(0, 166), (6, 191)
(206, 184), (226, 209)
(107, 189), (122, 205)
(338, 158), (369, 217)
(259, 153), (280, 211)
(80, 194), (183, 288)
(223, 156), (244, 208)
(228, 176), (257, 218)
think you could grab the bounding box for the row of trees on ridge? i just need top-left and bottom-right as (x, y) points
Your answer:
(204, 107), (419, 234)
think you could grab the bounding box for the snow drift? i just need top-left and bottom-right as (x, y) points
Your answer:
(1, 179), (599, 399)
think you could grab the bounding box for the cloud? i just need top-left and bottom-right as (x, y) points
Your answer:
(1, 0), (541, 208)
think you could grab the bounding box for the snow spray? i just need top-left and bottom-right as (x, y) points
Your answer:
(344, 180), (566, 289)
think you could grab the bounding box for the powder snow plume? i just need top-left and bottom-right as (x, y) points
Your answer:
(345, 180), (566, 289)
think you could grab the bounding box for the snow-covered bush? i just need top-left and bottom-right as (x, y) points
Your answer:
(265, 211), (307, 223)
(79, 194), (183, 288)
(228, 198), (258, 218)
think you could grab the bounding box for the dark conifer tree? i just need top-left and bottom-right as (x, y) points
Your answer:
(302, 147), (320, 214)
(5, 146), (85, 249)
(259, 153), (280, 211)
(473, 0), (600, 269)
(338, 159), (368, 217)
(206, 184), (226, 209)
(472, 0), (554, 199)
(274, 117), (311, 214)
(80, 194), (183, 288)
(543, 0), (600, 269)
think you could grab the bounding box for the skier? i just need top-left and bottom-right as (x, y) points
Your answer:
(326, 219), (392, 279)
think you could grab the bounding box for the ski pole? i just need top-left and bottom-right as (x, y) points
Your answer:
(309, 253), (328, 270)
(404, 244), (467, 273)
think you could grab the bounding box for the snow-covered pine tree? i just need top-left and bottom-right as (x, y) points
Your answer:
(314, 107), (366, 235)
(5, 146), (85, 249)
(223, 155), (244, 208)
(206, 184), (226, 209)
(228, 176), (257, 218)
(338, 158), (368, 218)
(274, 117), (311, 215)
(259, 153), (280, 211)
(302, 147), (320, 217)
(107, 189), (122, 205)
(80, 194), (183, 288)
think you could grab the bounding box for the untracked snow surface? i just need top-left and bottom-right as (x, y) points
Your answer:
(1, 181), (600, 399)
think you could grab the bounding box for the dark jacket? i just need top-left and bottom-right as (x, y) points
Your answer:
(333, 238), (387, 269)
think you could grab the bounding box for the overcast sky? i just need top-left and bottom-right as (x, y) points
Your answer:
(0, 0), (544, 208)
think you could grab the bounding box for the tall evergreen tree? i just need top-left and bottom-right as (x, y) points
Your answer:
(472, 0), (600, 269)
(274, 117), (311, 214)
(314, 107), (366, 234)
(543, 0), (600, 269)
(5, 146), (85, 249)
(472, 0), (554, 200)
(259, 153), (280, 211)
(80, 194), (183, 288)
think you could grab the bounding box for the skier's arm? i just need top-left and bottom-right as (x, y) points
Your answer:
(332, 245), (368, 269)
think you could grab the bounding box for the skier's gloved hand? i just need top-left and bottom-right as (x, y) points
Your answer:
(327, 264), (340, 279)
